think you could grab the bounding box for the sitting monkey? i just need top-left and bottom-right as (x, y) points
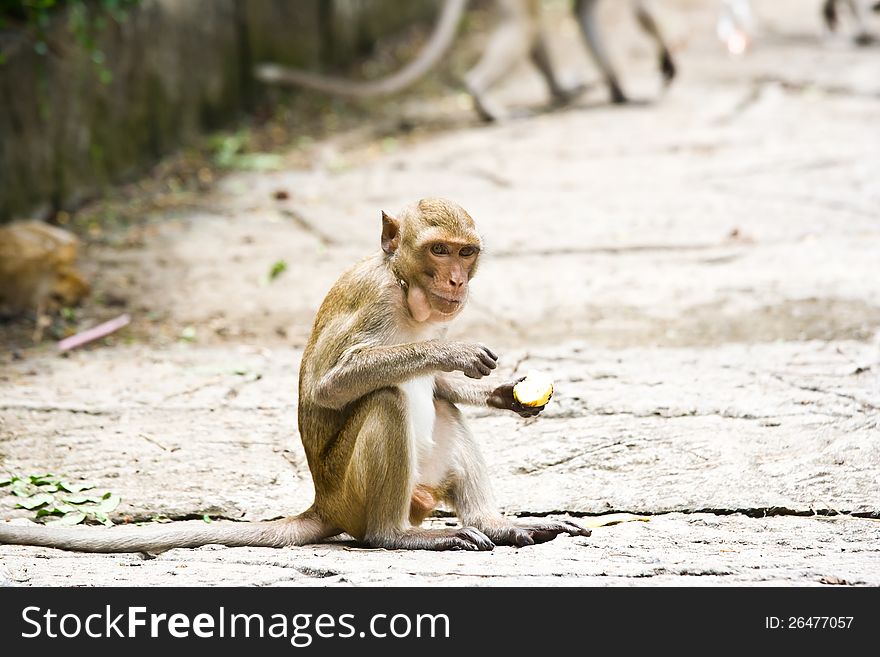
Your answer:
(0, 199), (589, 552)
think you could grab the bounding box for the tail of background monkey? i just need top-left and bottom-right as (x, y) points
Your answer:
(0, 510), (334, 553)
(254, 0), (468, 97)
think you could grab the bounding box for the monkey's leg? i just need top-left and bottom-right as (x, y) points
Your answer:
(823, 0), (840, 31)
(574, 0), (627, 103)
(827, 0), (876, 44)
(845, 0), (877, 45)
(436, 400), (591, 547)
(462, 7), (533, 122)
(530, 31), (589, 106)
(337, 389), (494, 551)
(632, 0), (676, 85)
(32, 298), (49, 343)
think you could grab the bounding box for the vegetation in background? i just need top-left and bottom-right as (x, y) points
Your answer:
(0, 0), (140, 80)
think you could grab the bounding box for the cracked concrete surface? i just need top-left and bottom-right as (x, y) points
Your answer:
(1, 0), (879, 585)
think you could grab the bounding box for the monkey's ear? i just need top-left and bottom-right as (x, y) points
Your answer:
(381, 211), (400, 254)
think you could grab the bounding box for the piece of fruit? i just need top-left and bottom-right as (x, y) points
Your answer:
(513, 370), (554, 407)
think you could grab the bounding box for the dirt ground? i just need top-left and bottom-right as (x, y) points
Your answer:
(1, 0), (879, 586)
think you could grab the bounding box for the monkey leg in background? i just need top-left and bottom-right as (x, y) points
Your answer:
(464, 0), (587, 121)
(575, 0), (675, 104)
(632, 0), (677, 83)
(823, 0), (877, 45)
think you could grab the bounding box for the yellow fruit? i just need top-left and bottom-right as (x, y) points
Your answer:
(513, 370), (554, 407)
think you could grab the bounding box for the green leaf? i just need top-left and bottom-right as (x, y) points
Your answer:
(35, 508), (65, 518)
(11, 485), (33, 497)
(97, 494), (121, 513)
(0, 476), (18, 487)
(202, 514), (212, 523)
(268, 260), (288, 281)
(51, 501), (78, 514)
(16, 493), (55, 509)
(48, 511), (87, 526)
(61, 495), (92, 504)
(93, 512), (113, 527)
(86, 494), (108, 504)
(58, 480), (94, 493)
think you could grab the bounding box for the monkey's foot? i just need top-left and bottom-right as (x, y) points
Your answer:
(472, 98), (506, 123)
(372, 527), (494, 551)
(550, 81), (590, 107)
(659, 51), (677, 85)
(464, 82), (506, 123)
(609, 81), (628, 105)
(480, 519), (591, 547)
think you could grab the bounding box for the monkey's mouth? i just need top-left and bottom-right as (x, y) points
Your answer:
(430, 292), (464, 315)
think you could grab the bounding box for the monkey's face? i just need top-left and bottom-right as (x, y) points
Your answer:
(380, 203), (482, 324)
(403, 240), (479, 324)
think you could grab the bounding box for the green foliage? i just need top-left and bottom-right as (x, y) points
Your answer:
(210, 131), (285, 171)
(0, 0), (141, 83)
(0, 472), (121, 526)
(268, 260), (288, 281)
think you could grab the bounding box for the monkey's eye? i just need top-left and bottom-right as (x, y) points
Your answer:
(459, 246), (477, 257)
(430, 243), (450, 256)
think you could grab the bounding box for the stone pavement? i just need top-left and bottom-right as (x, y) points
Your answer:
(1, 0), (878, 585)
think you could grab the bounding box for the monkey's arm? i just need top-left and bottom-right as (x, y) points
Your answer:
(433, 374), (543, 418)
(309, 339), (497, 410)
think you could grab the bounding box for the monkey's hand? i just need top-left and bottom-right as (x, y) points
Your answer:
(440, 342), (498, 379)
(488, 378), (546, 418)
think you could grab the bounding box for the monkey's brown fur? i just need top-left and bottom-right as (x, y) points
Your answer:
(0, 199), (589, 553)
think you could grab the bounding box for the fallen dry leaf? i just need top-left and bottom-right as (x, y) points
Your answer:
(581, 513), (651, 529)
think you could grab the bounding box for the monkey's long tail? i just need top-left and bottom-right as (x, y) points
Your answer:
(0, 511), (336, 553)
(254, 0), (468, 97)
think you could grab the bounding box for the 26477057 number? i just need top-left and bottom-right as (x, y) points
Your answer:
(765, 617), (854, 629)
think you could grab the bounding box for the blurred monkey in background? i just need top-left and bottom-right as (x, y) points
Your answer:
(256, 0), (676, 121)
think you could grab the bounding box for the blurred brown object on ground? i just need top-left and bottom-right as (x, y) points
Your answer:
(0, 222), (90, 336)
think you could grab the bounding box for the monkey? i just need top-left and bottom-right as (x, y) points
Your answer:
(0, 198), (590, 553)
(255, 0), (676, 122)
(0, 221), (90, 341)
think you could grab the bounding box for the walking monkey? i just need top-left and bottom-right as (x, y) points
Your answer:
(0, 199), (590, 552)
(256, 0), (676, 121)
